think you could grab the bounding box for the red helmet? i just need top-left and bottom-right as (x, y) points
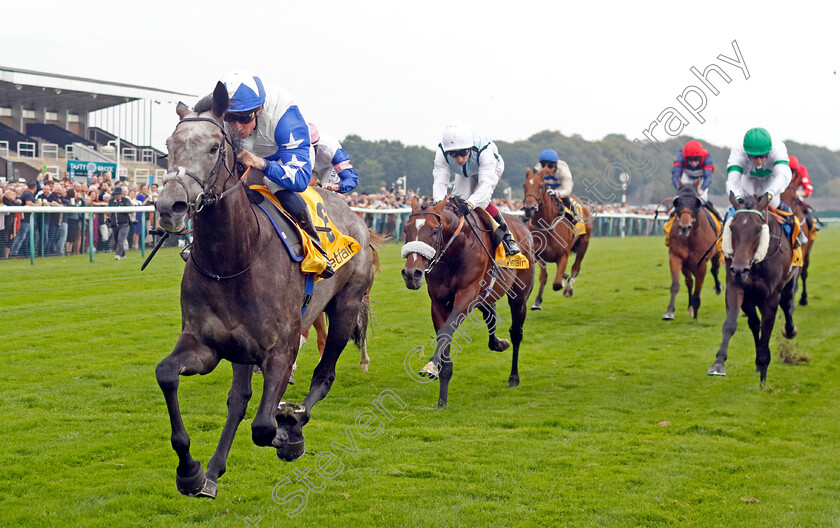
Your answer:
(788, 155), (800, 172)
(682, 140), (704, 158)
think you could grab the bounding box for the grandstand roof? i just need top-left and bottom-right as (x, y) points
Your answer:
(0, 65), (196, 114)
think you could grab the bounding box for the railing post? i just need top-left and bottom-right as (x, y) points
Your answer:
(88, 213), (95, 263)
(140, 212), (146, 258)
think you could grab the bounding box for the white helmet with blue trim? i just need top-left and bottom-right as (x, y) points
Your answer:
(220, 70), (266, 112)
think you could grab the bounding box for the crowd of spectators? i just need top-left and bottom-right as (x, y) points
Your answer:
(1, 174), (662, 258)
(0, 172), (157, 259)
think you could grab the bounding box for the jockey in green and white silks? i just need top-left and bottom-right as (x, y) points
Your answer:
(726, 128), (791, 210)
(726, 127), (806, 246)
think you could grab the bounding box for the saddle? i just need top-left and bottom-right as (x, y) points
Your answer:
(767, 206), (804, 267)
(546, 195), (586, 236)
(248, 185), (363, 278)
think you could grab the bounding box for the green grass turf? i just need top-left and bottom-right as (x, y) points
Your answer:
(1, 229), (838, 527)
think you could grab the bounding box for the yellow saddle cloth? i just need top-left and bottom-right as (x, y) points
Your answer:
(250, 185), (362, 277)
(768, 206), (804, 268)
(564, 198), (587, 236)
(493, 231), (530, 269)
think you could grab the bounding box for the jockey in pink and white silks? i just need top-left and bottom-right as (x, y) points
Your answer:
(432, 124), (520, 255)
(221, 70), (334, 277)
(725, 127), (807, 247)
(307, 123), (359, 194)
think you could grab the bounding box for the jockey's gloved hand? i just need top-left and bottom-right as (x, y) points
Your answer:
(455, 200), (473, 216)
(546, 188), (557, 197)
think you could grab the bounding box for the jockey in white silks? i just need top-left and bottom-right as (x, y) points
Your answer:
(431, 123), (519, 255)
(308, 123), (359, 194)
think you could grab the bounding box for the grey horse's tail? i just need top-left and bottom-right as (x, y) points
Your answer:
(350, 229), (384, 350)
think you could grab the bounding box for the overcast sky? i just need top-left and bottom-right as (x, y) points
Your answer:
(3, 1), (837, 154)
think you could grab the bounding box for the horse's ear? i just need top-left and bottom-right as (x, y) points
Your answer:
(176, 102), (191, 119)
(434, 195), (450, 214)
(212, 81), (229, 118)
(525, 166), (533, 176)
(410, 195), (419, 211)
(757, 192), (770, 210)
(729, 191), (740, 209)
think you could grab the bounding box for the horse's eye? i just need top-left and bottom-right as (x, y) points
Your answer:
(210, 144), (220, 154)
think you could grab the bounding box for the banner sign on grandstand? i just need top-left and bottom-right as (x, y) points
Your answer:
(67, 160), (118, 178)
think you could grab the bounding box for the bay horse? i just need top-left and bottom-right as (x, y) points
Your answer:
(707, 192), (799, 384)
(662, 185), (723, 320)
(780, 186), (815, 306)
(522, 166), (591, 309)
(154, 82), (376, 498)
(401, 195), (534, 407)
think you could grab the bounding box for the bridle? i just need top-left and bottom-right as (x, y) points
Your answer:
(160, 116), (241, 217)
(523, 179), (546, 215)
(403, 209), (467, 274)
(675, 197), (698, 233)
(160, 115), (262, 281)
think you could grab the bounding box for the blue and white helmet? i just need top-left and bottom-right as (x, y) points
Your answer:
(219, 70), (266, 112)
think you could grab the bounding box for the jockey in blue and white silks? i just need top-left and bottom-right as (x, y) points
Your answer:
(432, 123), (519, 255)
(221, 69), (334, 277)
(308, 123), (359, 194)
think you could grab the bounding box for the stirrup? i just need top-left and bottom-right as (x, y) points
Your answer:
(502, 235), (520, 256)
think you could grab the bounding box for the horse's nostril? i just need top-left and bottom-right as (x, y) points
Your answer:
(172, 201), (188, 214)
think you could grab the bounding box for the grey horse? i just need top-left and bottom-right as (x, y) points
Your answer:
(154, 81), (376, 498)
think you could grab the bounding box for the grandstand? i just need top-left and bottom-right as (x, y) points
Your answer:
(0, 66), (195, 185)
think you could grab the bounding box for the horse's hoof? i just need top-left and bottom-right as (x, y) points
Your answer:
(553, 284), (562, 292)
(782, 326), (798, 339)
(360, 362), (370, 373)
(688, 307), (696, 319)
(419, 362), (439, 380)
(508, 376), (520, 388)
(196, 478), (218, 499)
(707, 363), (726, 376)
(662, 313), (675, 320)
(799, 298), (808, 306)
(715, 286), (723, 295)
(564, 289), (573, 298)
(176, 465), (208, 497)
(490, 339), (511, 352)
(288, 372), (295, 385)
(530, 303), (542, 310)
(276, 440), (306, 462)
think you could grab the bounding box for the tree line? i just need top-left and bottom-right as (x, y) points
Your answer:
(341, 131), (839, 205)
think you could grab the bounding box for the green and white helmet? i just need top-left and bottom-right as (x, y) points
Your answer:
(743, 127), (772, 156)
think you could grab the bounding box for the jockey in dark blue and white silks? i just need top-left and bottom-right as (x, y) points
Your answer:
(221, 69), (334, 277)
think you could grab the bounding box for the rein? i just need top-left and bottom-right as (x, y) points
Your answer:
(155, 115), (262, 280)
(406, 210), (467, 273)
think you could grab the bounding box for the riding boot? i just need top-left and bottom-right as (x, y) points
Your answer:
(560, 195), (577, 223)
(492, 211), (520, 256)
(292, 208), (335, 278)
